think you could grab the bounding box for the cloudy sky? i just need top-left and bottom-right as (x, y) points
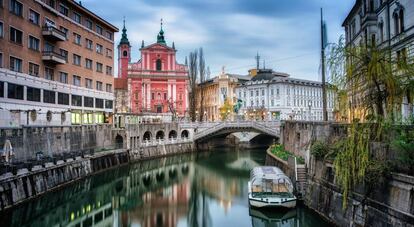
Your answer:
(82, 0), (354, 81)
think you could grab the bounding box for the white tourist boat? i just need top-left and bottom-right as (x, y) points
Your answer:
(248, 166), (297, 208)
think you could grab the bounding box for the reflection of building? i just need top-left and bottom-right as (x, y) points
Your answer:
(0, 0), (118, 127)
(342, 0), (414, 120)
(196, 69), (250, 121)
(115, 21), (189, 117)
(236, 69), (336, 121)
(124, 181), (190, 227)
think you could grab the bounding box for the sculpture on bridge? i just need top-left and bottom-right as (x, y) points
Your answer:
(233, 99), (243, 114)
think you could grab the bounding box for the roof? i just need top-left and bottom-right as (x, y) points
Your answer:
(114, 78), (127, 89)
(140, 43), (175, 51)
(342, 0), (361, 27)
(250, 166), (293, 187)
(67, 1), (118, 32)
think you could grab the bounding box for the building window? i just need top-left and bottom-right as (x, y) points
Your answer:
(96, 44), (103, 54)
(7, 83), (23, 100)
(106, 31), (112, 40)
(60, 49), (68, 62)
(71, 94), (82, 106)
(73, 12), (81, 24)
(270, 89), (274, 96)
(9, 56), (22, 72)
(156, 59), (162, 71)
(46, 0), (55, 9)
(28, 36), (40, 51)
(256, 90), (259, 96)
(95, 98), (104, 108)
(9, 27), (23, 44)
(123, 50), (128, 57)
(9, 0), (23, 17)
(0, 22), (3, 38)
(85, 78), (93, 89)
(0, 81), (4, 98)
(85, 58), (92, 69)
(73, 54), (81, 65)
(0, 53), (2, 67)
(28, 62), (39, 76)
(45, 67), (54, 80)
(106, 84), (112, 92)
(85, 19), (93, 30)
(84, 96), (94, 107)
(58, 92), (69, 105)
(96, 25), (103, 35)
(59, 72), (68, 83)
(43, 90), (56, 104)
(378, 21), (384, 43)
(60, 26), (68, 38)
(250, 90), (253, 96)
(105, 100), (113, 109)
(73, 75), (81, 86)
(393, 8), (405, 36)
(29, 10), (40, 25)
(261, 89), (264, 96)
(96, 81), (102, 91)
(96, 62), (103, 72)
(106, 48), (112, 58)
(73, 33), (81, 45)
(396, 48), (407, 69)
(106, 66), (112, 75)
(271, 99), (274, 106)
(152, 93), (154, 100)
(85, 38), (93, 49)
(59, 4), (68, 16)
(27, 87), (40, 102)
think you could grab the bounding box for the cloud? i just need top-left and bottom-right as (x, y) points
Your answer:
(81, 0), (355, 81)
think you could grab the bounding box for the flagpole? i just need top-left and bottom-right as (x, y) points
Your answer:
(321, 8), (328, 121)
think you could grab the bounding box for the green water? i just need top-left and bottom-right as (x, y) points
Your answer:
(0, 148), (332, 227)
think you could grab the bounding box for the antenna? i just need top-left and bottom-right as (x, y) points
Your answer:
(255, 52), (260, 70)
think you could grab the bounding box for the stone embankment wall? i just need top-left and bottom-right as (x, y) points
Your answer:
(279, 120), (414, 227)
(0, 123), (196, 211)
(0, 150), (128, 210)
(0, 124), (114, 163)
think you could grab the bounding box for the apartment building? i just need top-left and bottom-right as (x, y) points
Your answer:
(0, 0), (118, 127)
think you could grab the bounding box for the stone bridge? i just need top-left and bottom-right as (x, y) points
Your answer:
(180, 120), (281, 141)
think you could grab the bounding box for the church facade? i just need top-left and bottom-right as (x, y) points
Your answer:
(115, 21), (189, 118)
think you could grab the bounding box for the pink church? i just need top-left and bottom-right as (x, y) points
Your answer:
(116, 21), (189, 117)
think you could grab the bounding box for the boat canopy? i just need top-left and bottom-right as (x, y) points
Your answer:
(250, 166), (294, 194)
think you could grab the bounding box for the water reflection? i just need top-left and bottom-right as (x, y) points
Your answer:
(0, 149), (330, 227)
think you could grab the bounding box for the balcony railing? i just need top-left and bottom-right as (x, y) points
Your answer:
(42, 51), (66, 64)
(42, 26), (66, 41)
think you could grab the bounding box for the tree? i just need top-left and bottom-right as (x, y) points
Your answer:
(188, 50), (198, 122)
(219, 98), (233, 120)
(327, 36), (414, 122)
(198, 48), (206, 122)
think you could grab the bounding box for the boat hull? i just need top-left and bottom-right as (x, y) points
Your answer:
(248, 196), (297, 208)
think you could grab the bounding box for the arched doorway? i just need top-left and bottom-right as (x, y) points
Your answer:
(181, 130), (189, 138)
(168, 130), (177, 139)
(156, 130), (165, 140)
(115, 134), (123, 149)
(143, 131), (152, 141)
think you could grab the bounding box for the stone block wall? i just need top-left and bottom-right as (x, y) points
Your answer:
(0, 124), (114, 163)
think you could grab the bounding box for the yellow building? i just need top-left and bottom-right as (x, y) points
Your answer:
(196, 70), (249, 121)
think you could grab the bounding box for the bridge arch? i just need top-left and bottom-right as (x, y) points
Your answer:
(156, 130), (165, 140)
(181, 130), (189, 138)
(168, 130), (177, 139)
(143, 131), (152, 141)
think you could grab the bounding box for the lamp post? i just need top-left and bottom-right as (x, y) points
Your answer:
(308, 100), (312, 121)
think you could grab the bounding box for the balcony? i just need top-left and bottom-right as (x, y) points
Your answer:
(42, 51), (66, 64)
(42, 26), (66, 41)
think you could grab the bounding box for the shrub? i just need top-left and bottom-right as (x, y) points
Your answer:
(310, 140), (329, 159)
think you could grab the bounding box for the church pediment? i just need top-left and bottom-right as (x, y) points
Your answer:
(140, 43), (174, 51)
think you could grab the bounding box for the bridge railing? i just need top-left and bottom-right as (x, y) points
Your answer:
(192, 120), (281, 140)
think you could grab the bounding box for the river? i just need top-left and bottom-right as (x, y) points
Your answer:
(0, 148), (331, 227)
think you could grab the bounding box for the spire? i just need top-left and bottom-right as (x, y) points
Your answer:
(141, 40), (144, 48)
(119, 17), (130, 46)
(157, 18), (166, 44)
(172, 41), (175, 50)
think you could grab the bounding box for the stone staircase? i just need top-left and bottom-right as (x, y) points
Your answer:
(295, 164), (308, 199)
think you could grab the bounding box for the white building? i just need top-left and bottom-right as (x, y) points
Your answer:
(235, 69), (336, 121)
(343, 0), (414, 119)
